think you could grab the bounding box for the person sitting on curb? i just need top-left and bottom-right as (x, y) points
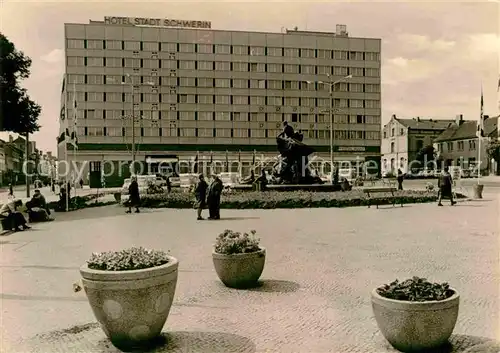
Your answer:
(26, 189), (53, 222)
(0, 199), (30, 232)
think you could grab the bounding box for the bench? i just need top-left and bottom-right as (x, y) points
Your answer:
(361, 187), (401, 209)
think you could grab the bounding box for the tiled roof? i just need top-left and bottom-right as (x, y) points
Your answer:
(434, 116), (498, 142)
(397, 118), (456, 130)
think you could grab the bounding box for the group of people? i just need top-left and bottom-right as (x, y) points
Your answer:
(0, 189), (52, 232)
(194, 174), (223, 220)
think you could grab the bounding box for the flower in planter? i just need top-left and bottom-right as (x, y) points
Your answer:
(87, 247), (170, 271)
(214, 229), (260, 255)
(377, 276), (454, 302)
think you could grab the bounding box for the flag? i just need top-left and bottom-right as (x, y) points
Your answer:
(209, 151), (213, 164)
(477, 87), (484, 138)
(225, 150), (229, 172)
(66, 83), (79, 149)
(193, 151), (199, 173)
(252, 150), (256, 165)
(238, 150), (241, 163)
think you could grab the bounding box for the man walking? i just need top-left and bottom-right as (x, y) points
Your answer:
(194, 174), (208, 220)
(126, 176), (140, 213)
(207, 175), (223, 220)
(437, 167), (456, 206)
(397, 169), (404, 191)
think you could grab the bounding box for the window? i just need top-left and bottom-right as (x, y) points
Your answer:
(333, 66), (348, 76)
(179, 128), (196, 136)
(284, 64), (299, 74)
(301, 65), (315, 74)
(366, 115), (380, 125)
(252, 129), (266, 138)
(179, 77), (196, 87)
(86, 40), (103, 49)
(215, 128), (231, 137)
(142, 94), (158, 103)
(365, 68), (380, 77)
(267, 64), (282, 73)
(301, 97), (315, 107)
(232, 79), (247, 88)
(391, 128), (395, 137)
(457, 141), (464, 151)
(365, 52), (380, 61)
(196, 61), (212, 70)
(317, 49), (331, 59)
(178, 94), (195, 104)
(350, 67), (364, 77)
(233, 112), (248, 121)
(143, 59), (159, 69)
(197, 128), (213, 137)
(469, 140), (476, 150)
(179, 111), (196, 120)
(365, 100), (380, 109)
(250, 79), (266, 89)
(215, 112), (231, 121)
(284, 80), (299, 89)
(160, 94), (176, 103)
(334, 114), (349, 124)
(124, 41), (140, 50)
(197, 44), (213, 53)
(400, 128), (404, 135)
(197, 78), (213, 87)
(391, 142), (395, 153)
(161, 42), (177, 52)
(267, 80), (281, 90)
(67, 56), (85, 66)
(317, 66), (331, 75)
(366, 131), (380, 140)
(124, 58), (140, 68)
(67, 39), (85, 48)
(215, 61), (230, 71)
(250, 96), (265, 105)
(250, 63), (265, 72)
(160, 59), (176, 69)
(233, 129), (249, 138)
(250, 112), (266, 122)
(232, 96), (248, 105)
(284, 97), (299, 106)
(105, 92), (121, 102)
(215, 95), (230, 104)
(349, 51), (364, 60)
(349, 83), (363, 93)
(284, 48), (299, 57)
(179, 43), (195, 53)
(317, 114), (327, 123)
(447, 142), (453, 151)
(250, 46), (265, 56)
(300, 48), (315, 58)
(267, 47), (282, 56)
(334, 98), (348, 108)
(198, 111), (213, 121)
(333, 82), (348, 92)
(142, 42), (158, 51)
(333, 50), (348, 60)
(105, 57), (121, 67)
(105, 40), (121, 50)
(106, 127), (122, 136)
(317, 98), (329, 107)
(215, 78), (230, 88)
(365, 84), (380, 93)
(68, 74), (85, 84)
(179, 60), (195, 70)
(87, 127), (104, 136)
(301, 114), (314, 123)
(215, 44), (231, 54)
(301, 81), (315, 91)
(197, 95), (214, 104)
(232, 62), (248, 72)
(232, 45), (247, 55)
(268, 96), (282, 106)
(86, 92), (103, 102)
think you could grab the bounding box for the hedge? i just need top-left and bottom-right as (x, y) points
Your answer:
(47, 194), (116, 212)
(137, 190), (466, 209)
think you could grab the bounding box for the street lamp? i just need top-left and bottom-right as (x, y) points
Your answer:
(306, 74), (352, 171)
(106, 75), (155, 175)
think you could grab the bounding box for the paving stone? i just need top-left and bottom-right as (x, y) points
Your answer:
(1, 195), (499, 352)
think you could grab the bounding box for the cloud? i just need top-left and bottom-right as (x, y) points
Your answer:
(40, 49), (64, 64)
(396, 33), (456, 53)
(382, 57), (442, 85)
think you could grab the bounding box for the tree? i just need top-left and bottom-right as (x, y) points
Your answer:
(0, 33), (41, 134)
(486, 140), (500, 162)
(416, 145), (436, 164)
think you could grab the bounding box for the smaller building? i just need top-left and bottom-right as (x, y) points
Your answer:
(381, 115), (456, 175)
(433, 115), (499, 175)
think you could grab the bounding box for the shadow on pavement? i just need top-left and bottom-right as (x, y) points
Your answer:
(96, 331), (256, 353)
(379, 334), (500, 352)
(246, 279), (301, 293)
(217, 217), (260, 221)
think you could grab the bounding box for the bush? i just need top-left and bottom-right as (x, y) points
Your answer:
(214, 229), (261, 255)
(48, 194), (116, 212)
(377, 276), (454, 302)
(137, 190), (463, 210)
(87, 247), (170, 271)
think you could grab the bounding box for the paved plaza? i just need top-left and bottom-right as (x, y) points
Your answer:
(1, 194), (499, 352)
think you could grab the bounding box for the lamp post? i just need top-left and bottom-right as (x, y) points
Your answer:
(107, 75), (154, 175)
(307, 74), (352, 171)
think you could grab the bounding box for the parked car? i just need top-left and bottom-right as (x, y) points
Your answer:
(121, 175), (157, 195)
(218, 172), (240, 187)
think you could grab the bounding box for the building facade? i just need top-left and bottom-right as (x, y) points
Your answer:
(58, 18), (382, 186)
(381, 115), (456, 175)
(433, 115), (499, 175)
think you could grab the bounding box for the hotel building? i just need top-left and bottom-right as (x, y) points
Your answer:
(58, 17), (381, 186)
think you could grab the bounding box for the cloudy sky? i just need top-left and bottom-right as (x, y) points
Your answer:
(1, 0), (499, 154)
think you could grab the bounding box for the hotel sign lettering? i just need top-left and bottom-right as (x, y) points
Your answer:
(337, 146), (366, 152)
(104, 16), (211, 29)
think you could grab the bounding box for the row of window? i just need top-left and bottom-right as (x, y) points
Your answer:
(79, 126), (381, 139)
(71, 91), (381, 108)
(68, 74), (380, 92)
(67, 39), (380, 61)
(75, 109), (381, 124)
(67, 57), (380, 77)
(436, 140), (477, 152)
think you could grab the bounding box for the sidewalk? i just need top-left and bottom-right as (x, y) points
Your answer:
(1, 195), (499, 352)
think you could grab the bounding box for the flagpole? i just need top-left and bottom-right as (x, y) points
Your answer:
(65, 76), (69, 212)
(72, 82), (78, 196)
(477, 85), (483, 183)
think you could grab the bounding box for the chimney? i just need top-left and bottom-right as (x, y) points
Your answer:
(455, 114), (463, 126)
(416, 117), (420, 122)
(8, 135), (13, 143)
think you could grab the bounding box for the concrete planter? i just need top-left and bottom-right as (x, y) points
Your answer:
(472, 184), (484, 199)
(212, 247), (265, 289)
(80, 256), (178, 349)
(371, 288), (459, 352)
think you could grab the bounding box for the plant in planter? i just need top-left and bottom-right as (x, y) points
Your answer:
(79, 247), (178, 349)
(212, 229), (265, 289)
(371, 276), (459, 352)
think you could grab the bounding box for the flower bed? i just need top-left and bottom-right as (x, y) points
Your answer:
(137, 190), (465, 209)
(47, 194), (116, 212)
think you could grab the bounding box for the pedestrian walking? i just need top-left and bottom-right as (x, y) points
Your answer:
(126, 176), (140, 213)
(437, 167), (456, 206)
(397, 169), (404, 191)
(79, 179), (84, 189)
(207, 175), (223, 220)
(8, 183), (14, 198)
(194, 174), (208, 220)
(166, 176), (172, 193)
